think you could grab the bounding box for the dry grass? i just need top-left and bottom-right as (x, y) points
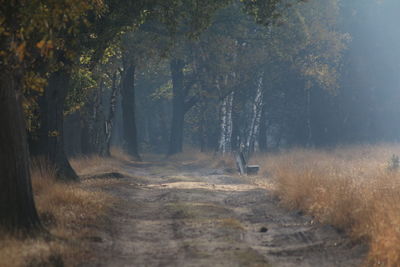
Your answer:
(0, 157), (115, 267)
(70, 154), (118, 177)
(253, 144), (400, 266)
(69, 147), (134, 177)
(218, 218), (245, 231)
(110, 147), (136, 162)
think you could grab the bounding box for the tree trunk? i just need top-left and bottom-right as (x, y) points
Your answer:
(64, 111), (82, 157)
(306, 87), (313, 147)
(230, 91), (241, 152)
(197, 96), (206, 153)
(159, 101), (169, 153)
(0, 71), (41, 232)
(226, 93), (234, 150)
(111, 93), (124, 148)
(80, 86), (100, 155)
(121, 61), (141, 160)
(90, 80), (108, 157)
(103, 72), (119, 157)
(32, 70), (78, 181)
(258, 104), (268, 152)
(168, 59), (186, 155)
(218, 92), (234, 155)
(245, 73), (264, 157)
(80, 114), (93, 155)
(218, 96), (227, 153)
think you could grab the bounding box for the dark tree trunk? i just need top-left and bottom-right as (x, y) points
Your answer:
(31, 70), (78, 181)
(121, 61), (141, 160)
(111, 93), (124, 147)
(103, 72), (119, 157)
(80, 117), (93, 155)
(80, 88), (97, 155)
(91, 80), (108, 156)
(0, 71), (41, 232)
(199, 102), (206, 153)
(64, 112), (82, 157)
(168, 59), (186, 155)
(159, 101), (169, 153)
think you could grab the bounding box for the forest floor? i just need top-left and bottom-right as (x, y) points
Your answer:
(80, 155), (367, 267)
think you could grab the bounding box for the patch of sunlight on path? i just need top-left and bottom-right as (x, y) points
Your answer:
(146, 181), (259, 192)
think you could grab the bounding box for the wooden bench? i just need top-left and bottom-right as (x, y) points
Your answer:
(235, 151), (259, 175)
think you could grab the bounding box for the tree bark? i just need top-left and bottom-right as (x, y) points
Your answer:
(168, 59), (186, 156)
(226, 93), (234, 150)
(80, 114), (93, 155)
(258, 104), (268, 152)
(245, 73), (264, 157)
(121, 61), (141, 160)
(218, 92), (234, 155)
(89, 80), (108, 157)
(306, 87), (313, 147)
(103, 72), (119, 157)
(218, 95), (227, 153)
(0, 71), (41, 232)
(64, 111), (82, 157)
(32, 70), (79, 181)
(80, 86), (100, 155)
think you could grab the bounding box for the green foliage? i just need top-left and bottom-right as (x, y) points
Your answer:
(151, 81), (173, 100)
(0, 0), (105, 131)
(267, 0), (349, 92)
(2, 0), (353, 154)
(132, 0), (351, 152)
(241, 0), (303, 25)
(0, 0), (105, 67)
(65, 67), (97, 115)
(153, 0), (232, 38)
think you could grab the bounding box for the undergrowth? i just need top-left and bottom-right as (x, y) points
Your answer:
(253, 144), (400, 266)
(0, 156), (115, 267)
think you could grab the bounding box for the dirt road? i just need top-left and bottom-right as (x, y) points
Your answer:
(85, 161), (367, 267)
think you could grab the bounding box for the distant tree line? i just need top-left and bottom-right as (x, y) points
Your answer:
(0, 0), (302, 235)
(83, 0), (346, 158)
(106, 0), (400, 157)
(3, 0), (399, 236)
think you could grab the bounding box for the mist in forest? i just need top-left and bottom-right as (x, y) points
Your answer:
(4, 0), (400, 265)
(338, 0), (400, 144)
(60, 0), (400, 158)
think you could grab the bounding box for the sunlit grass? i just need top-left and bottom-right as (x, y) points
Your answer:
(69, 147), (135, 177)
(0, 157), (115, 267)
(253, 144), (400, 266)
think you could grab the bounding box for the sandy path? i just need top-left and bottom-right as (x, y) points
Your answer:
(85, 163), (367, 267)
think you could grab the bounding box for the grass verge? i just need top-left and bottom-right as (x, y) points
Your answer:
(252, 144), (400, 266)
(0, 157), (116, 267)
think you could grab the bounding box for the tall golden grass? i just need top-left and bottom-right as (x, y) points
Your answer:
(69, 147), (134, 176)
(0, 157), (114, 267)
(253, 144), (400, 266)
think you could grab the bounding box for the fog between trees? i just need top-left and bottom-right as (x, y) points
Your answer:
(1, 0), (400, 234)
(68, 0), (400, 158)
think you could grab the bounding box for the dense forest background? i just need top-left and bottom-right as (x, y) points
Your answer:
(62, 0), (400, 162)
(4, 2), (400, 265)
(3, 0), (400, 233)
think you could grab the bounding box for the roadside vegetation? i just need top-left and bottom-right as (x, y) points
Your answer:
(0, 157), (116, 267)
(252, 144), (400, 266)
